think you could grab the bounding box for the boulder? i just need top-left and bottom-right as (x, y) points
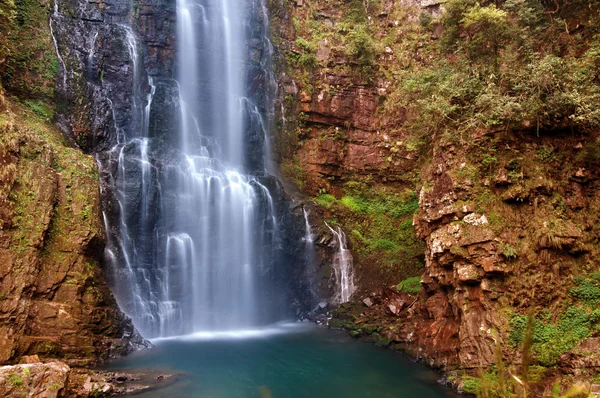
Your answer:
(0, 362), (69, 398)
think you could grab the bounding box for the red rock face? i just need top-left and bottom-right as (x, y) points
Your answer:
(291, 81), (415, 193)
(273, 0), (600, 381)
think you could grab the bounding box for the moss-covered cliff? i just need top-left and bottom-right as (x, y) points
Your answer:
(0, 97), (145, 365)
(270, 0), (600, 394)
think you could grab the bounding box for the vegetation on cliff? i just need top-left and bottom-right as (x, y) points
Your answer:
(0, 0), (57, 100)
(402, 0), (600, 139)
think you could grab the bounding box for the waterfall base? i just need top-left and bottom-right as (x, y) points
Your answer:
(103, 326), (458, 397)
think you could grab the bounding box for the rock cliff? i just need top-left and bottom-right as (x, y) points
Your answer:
(0, 100), (147, 365)
(269, 0), (600, 393)
(0, 0), (147, 365)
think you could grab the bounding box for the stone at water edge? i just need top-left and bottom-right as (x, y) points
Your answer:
(0, 362), (69, 398)
(83, 377), (114, 396)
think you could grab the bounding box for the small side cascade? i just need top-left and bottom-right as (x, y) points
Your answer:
(303, 208), (318, 305)
(303, 208), (314, 246)
(49, 0), (67, 87)
(325, 223), (356, 304)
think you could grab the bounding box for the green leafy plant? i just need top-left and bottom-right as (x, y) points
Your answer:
(396, 276), (421, 295)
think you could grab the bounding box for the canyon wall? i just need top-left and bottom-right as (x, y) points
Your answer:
(0, 0), (149, 365)
(269, 0), (600, 393)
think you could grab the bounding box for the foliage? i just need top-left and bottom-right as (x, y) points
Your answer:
(576, 142), (600, 166)
(294, 37), (318, 69)
(462, 376), (481, 394)
(338, 191), (419, 218)
(499, 242), (518, 260)
(570, 275), (600, 307)
(509, 306), (596, 366)
(0, 0), (16, 73)
(8, 374), (23, 386)
(280, 156), (306, 190)
(342, 0), (368, 24)
(396, 276), (421, 294)
(25, 100), (53, 119)
(2, 0), (58, 99)
(461, 4), (511, 63)
(315, 186), (424, 280)
(345, 24), (378, 81)
(314, 193), (337, 208)
(398, 0), (600, 138)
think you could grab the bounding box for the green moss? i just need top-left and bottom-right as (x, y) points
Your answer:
(509, 306), (596, 366)
(371, 239), (400, 251)
(314, 194), (337, 208)
(396, 276), (421, 295)
(462, 376), (480, 395)
(8, 374), (23, 386)
(314, 184), (424, 281)
(570, 275), (600, 307)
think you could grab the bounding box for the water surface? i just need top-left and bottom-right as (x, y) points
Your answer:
(105, 324), (458, 398)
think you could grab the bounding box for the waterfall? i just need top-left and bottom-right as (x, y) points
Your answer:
(49, 0), (67, 87)
(325, 223), (356, 304)
(303, 208), (314, 247)
(303, 208), (319, 307)
(101, 0), (289, 339)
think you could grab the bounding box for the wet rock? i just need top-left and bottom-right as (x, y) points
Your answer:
(83, 377), (114, 396)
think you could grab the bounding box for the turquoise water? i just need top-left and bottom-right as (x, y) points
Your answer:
(104, 324), (458, 398)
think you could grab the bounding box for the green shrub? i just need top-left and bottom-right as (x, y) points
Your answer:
(314, 194), (337, 209)
(346, 24), (377, 81)
(396, 276), (421, 295)
(462, 376), (481, 395)
(371, 239), (400, 251)
(510, 306), (594, 366)
(500, 242), (518, 260)
(570, 276), (600, 307)
(401, 0), (600, 137)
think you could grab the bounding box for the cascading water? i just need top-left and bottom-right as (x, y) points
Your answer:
(102, 0), (290, 339)
(48, 0), (67, 87)
(302, 208), (319, 305)
(325, 223), (356, 304)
